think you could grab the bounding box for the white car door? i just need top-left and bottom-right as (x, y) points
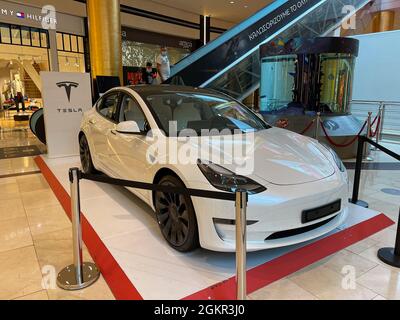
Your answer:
(90, 91), (120, 170)
(106, 92), (151, 201)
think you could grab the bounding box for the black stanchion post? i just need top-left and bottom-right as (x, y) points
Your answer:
(378, 209), (400, 268)
(57, 167), (100, 290)
(235, 191), (248, 300)
(351, 136), (369, 208)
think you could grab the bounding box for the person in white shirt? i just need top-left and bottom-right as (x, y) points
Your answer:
(11, 74), (25, 113)
(156, 46), (171, 83)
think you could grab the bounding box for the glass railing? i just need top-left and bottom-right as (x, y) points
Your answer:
(206, 0), (371, 101)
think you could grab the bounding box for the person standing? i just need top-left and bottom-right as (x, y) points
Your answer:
(11, 74), (25, 113)
(156, 46), (170, 83)
(141, 62), (157, 85)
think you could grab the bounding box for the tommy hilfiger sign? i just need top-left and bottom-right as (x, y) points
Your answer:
(0, 5), (57, 29)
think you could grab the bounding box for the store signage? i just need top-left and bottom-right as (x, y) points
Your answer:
(56, 81), (79, 102)
(121, 26), (196, 51)
(178, 40), (193, 50)
(41, 72), (92, 158)
(0, 6), (57, 27)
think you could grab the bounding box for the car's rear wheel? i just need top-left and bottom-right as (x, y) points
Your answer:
(155, 175), (199, 252)
(79, 134), (96, 174)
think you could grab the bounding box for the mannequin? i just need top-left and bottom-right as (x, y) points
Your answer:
(2, 80), (10, 103)
(11, 74), (24, 113)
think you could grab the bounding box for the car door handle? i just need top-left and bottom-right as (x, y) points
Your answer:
(89, 119), (96, 124)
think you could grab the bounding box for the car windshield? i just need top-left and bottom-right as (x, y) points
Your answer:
(144, 92), (270, 136)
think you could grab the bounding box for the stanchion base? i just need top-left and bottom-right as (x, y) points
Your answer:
(350, 199), (369, 208)
(57, 262), (100, 291)
(378, 248), (400, 268)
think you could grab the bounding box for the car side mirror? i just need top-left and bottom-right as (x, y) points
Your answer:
(116, 121), (141, 134)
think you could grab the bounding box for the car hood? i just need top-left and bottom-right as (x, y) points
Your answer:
(178, 128), (335, 186)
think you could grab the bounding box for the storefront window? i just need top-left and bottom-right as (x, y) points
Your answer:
(70, 35), (78, 52)
(31, 29), (41, 47)
(58, 52), (85, 73)
(57, 32), (85, 53)
(56, 32), (63, 50)
(11, 26), (21, 45)
(0, 24), (48, 48)
(21, 27), (31, 46)
(78, 36), (84, 53)
(122, 40), (190, 68)
(0, 43), (50, 106)
(63, 33), (71, 51)
(0, 25), (10, 44)
(40, 32), (48, 48)
(56, 32), (86, 73)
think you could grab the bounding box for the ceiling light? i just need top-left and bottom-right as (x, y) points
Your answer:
(229, 1), (235, 4)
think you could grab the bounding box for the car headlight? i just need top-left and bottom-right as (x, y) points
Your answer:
(320, 143), (346, 172)
(197, 160), (266, 194)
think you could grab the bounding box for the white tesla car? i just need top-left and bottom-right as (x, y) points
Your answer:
(79, 85), (349, 252)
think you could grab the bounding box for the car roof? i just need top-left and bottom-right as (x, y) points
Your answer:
(127, 85), (228, 98)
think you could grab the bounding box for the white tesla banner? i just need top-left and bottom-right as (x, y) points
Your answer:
(41, 72), (92, 158)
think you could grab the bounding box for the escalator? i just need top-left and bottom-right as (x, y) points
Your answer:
(166, 0), (371, 101)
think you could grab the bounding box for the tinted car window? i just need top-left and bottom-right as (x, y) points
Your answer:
(144, 92), (270, 136)
(119, 94), (147, 131)
(97, 93), (119, 121)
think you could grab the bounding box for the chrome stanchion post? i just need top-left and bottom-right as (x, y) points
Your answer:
(379, 103), (386, 143)
(372, 106), (381, 151)
(235, 190), (248, 300)
(363, 112), (373, 161)
(351, 136), (369, 208)
(378, 208), (400, 268)
(314, 112), (321, 140)
(374, 105), (382, 148)
(57, 168), (100, 290)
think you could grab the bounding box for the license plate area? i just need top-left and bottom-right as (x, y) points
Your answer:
(302, 200), (342, 224)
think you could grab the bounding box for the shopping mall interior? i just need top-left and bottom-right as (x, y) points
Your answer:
(0, 0), (399, 305)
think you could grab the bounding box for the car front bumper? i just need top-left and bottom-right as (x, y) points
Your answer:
(191, 174), (349, 252)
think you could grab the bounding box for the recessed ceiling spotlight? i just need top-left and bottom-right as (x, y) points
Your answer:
(229, 1), (235, 4)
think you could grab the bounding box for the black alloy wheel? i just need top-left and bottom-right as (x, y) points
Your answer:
(79, 134), (96, 174)
(155, 175), (199, 252)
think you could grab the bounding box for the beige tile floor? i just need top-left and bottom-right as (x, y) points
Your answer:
(0, 138), (399, 300)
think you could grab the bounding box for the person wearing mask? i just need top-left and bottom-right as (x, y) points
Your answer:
(156, 46), (170, 83)
(141, 62), (157, 85)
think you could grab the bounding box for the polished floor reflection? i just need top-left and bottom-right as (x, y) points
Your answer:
(0, 157), (114, 300)
(0, 141), (398, 300)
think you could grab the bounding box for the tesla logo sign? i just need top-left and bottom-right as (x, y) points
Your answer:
(57, 81), (79, 102)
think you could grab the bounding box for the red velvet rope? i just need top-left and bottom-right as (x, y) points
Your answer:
(370, 116), (381, 138)
(300, 119), (315, 135)
(371, 114), (379, 127)
(319, 120), (367, 148)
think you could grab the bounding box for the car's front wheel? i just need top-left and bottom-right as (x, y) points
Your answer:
(155, 175), (199, 252)
(79, 134), (96, 174)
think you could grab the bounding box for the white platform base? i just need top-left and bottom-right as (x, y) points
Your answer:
(41, 155), (388, 300)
